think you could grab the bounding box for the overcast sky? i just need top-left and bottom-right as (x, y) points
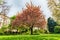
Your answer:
(5, 0), (52, 19)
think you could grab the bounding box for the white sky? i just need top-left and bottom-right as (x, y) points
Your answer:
(5, 0), (52, 19)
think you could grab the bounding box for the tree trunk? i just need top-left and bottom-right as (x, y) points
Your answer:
(30, 25), (33, 35)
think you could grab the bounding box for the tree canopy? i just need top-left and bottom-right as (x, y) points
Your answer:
(48, 0), (60, 24)
(12, 3), (46, 34)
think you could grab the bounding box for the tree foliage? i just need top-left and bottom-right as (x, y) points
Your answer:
(10, 15), (16, 21)
(0, 0), (3, 4)
(0, 0), (10, 26)
(47, 17), (57, 33)
(12, 3), (46, 34)
(48, 0), (60, 24)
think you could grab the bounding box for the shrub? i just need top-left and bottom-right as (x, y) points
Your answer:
(33, 29), (47, 35)
(33, 29), (40, 35)
(54, 26), (60, 33)
(0, 25), (9, 35)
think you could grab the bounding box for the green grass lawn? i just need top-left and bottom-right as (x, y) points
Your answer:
(0, 34), (60, 40)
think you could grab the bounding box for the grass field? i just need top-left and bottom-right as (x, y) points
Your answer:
(0, 34), (60, 40)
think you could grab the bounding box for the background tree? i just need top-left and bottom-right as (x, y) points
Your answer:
(0, 0), (3, 4)
(12, 3), (46, 35)
(10, 15), (16, 21)
(7, 15), (16, 29)
(0, 0), (10, 26)
(48, 0), (60, 25)
(47, 17), (57, 33)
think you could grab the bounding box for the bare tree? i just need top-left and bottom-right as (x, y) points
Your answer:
(0, 1), (10, 26)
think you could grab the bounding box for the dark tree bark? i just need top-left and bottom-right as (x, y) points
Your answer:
(30, 25), (33, 35)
